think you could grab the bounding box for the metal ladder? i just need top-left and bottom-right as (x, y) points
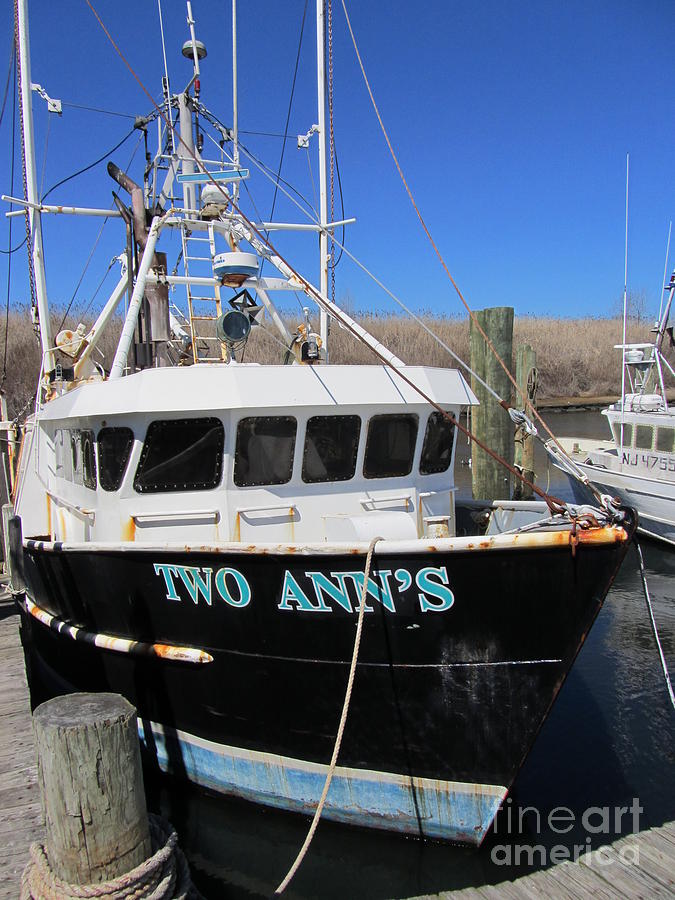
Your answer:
(180, 221), (226, 364)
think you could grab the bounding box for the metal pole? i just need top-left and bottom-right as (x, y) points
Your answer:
(178, 94), (196, 212)
(316, 0), (329, 351)
(74, 274), (128, 379)
(620, 153), (629, 452)
(109, 217), (163, 379)
(232, 0), (239, 205)
(17, 0), (53, 373)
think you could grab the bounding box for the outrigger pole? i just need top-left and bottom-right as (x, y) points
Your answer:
(16, 0), (54, 374)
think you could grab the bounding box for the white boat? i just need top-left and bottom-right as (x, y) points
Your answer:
(547, 272), (675, 547)
(5, 0), (634, 847)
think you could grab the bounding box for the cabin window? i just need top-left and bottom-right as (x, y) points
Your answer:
(635, 425), (653, 451)
(613, 422), (633, 447)
(70, 431), (81, 483)
(656, 427), (675, 453)
(98, 427), (134, 491)
(234, 416), (297, 486)
(364, 414), (418, 479)
(69, 429), (96, 489)
(302, 415), (360, 483)
(420, 411), (455, 475)
(82, 431), (97, 490)
(54, 429), (72, 481)
(134, 417), (224, 493)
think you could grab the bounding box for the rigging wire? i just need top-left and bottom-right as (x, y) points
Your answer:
(269, 0), (308, 224)
(2, 49), (17, 391)
(38, 109), (51, 200)
(60, 100), (136, 119)
(196, 105), (319, 217)
(329, 123), (345, 269)
(156, 0), (171, 103)
(82, 0), (572, 511)
(41, 127), (135, 204)
(339, 0), (570, 457)
(0, 38), (14, 130)
(636, 540), (675, 711)
(57, 131), (144, 332)
(237, 125), (505, 402)
(327, 0), (335, 302)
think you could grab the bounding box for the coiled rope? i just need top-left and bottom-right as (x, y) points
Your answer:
(274, 535), (382, 895)
(20, 814), (203, 900)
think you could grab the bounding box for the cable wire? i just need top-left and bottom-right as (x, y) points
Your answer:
(83, 0), (570, 512)
(339, 0), (571, 459)
(41, 128), (135, 204)
(60, 100), (136, 119)
(0, 38), (14, 130)
(2, 47), (17, 391)
(269, 0), (308, 224)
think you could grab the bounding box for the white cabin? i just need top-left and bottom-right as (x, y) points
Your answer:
(17, 364), (477, 546)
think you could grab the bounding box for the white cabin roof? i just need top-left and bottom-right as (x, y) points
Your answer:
(39, 364), (478, 421)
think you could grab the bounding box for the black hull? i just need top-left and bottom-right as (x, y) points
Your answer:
(20, 524), (634, 843)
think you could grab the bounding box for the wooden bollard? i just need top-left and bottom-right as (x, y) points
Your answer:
(513, 343), (537, 500)
(33, 693), (152, 885)
(470, 306), (514, 500)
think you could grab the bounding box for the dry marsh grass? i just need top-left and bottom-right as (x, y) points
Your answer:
(0, 307), (654, 418)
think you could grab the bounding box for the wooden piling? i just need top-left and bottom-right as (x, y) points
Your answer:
(470, 307), (514, 500)
(513, 343), (537, 500)
(33, 692), (151, 885)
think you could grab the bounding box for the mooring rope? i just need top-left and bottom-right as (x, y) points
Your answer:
(274, 535), (382, 895)
(635, 540), (675, 711)
(20, 814), (203, 900)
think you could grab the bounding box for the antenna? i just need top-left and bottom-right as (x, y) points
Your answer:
(657, 221), (672, 325)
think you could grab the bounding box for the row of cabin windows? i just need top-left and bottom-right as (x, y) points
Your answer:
(55, 412), (455, 494)
(612, 422), (675, 454)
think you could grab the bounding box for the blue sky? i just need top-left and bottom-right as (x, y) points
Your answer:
(2, 0), (675, 325)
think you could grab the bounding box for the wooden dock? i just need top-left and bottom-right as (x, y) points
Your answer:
(412, 820), (675, 899)
(0, 597), (44, 899)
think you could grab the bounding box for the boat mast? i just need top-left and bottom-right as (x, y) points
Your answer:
(16, 0), (54, 374)
(232, 0), (239, 205)
(316, 0), (329, 350)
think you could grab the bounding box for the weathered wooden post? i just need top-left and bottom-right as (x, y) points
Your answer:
(470, 307), (514, 500)
(33, 693), (152, 885)
(513, 343), (537, 500)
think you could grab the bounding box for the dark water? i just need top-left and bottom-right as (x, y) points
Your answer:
(38, 412), (675, 897)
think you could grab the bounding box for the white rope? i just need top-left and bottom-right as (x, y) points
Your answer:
(20, 814), (202, 899)
(635, 540), (675, 711)
(274, 535), (382, 895)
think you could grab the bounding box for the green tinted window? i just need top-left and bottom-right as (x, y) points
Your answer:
(656, 427), (675, 453)
(635, 425), (653, 450)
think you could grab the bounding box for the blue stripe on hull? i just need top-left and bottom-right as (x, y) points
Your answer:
(138, 721), (506, 845)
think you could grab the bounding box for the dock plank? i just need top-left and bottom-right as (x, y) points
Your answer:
(408, 821), (675, 899)
(0, 608), (44, 900)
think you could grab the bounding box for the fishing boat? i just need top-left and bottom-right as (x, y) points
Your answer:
(6, 0), (635, 846)
(548, 272), (675, 547)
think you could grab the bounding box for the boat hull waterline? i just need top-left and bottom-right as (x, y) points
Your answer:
(20, 523), (633, 845)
